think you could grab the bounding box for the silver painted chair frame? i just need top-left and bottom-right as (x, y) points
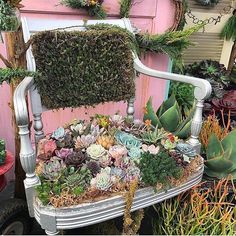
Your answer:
(14, 18), (211, 235)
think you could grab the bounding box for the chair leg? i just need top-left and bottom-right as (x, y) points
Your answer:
(45, 230), (60, 235)
(127, 97), (135, 120)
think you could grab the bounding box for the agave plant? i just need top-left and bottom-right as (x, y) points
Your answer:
(144, 95), (193, 139)
(204, 129), (236, 179)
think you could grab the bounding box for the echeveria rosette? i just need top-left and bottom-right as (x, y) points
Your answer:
(125, 165), (141, 182)
(75, 134), (97, 149)
(128, 147), (142, 162)
(51, 127), (65, 140)
(115, 131), (141, 150)
(204, 130), (236, 179)
(109, 145), (128, 167)
(37, 138), (57, 160)
(176, 143), (197, 158)
(55, 148), (73, 159)
(42, 156), (66, 181)
(65, 150), (88, 168)
(142, 144), (160, 155)
(90, 167), (113, 191)
(86, 144), (107, 161)
(110, 167), (126, 180)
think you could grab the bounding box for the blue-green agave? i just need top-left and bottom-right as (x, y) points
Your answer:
(143, 94), (193, 139)
(204, 129), (236, 179)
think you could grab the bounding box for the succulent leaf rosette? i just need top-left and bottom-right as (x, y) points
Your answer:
(86, 144), (107, 161)
(204, 130), (236, 179)
(144, 95), (193, 139)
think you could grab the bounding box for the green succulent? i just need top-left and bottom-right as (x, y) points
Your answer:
(139, 150), (183, 187)
(115, 131), (142, 150)
(204, 129), (236, 179)
(141, 127), (168, 145)
(63, 166), (92, 190)
(143, 94), (193, 139)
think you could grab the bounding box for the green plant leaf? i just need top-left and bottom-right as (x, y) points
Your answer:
(157, 94), (176, 117)
(206, 134), (224, 160)
(204, 166), (230, 179)
(204, 152), (233, 172)
(174, 119), (191, 139)
(159, 101), (180, 132)
(143, 97), (161, 127)
(221, 129), (236, 168)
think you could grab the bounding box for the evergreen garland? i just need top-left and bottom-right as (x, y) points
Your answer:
(0, 68), (37, 85)
(119, 0), (132, 18)
(60, 0), (106, 19)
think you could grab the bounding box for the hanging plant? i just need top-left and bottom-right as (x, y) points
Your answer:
(0, 0), (21, 32)
(60, 0), (107, 19)
(195, 0), (220, 7)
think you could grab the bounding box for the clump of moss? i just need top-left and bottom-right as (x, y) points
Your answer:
(32, 26), (136, 109)
(139, 151), (183, 187)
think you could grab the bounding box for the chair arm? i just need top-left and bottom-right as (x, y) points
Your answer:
(13, 76), (40, 217)
(134, 57), (212, 153)
(134, 57), (212, 100)
(14, 76), (34, 126)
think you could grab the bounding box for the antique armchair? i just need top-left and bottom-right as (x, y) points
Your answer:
(14, 17), (211, 235)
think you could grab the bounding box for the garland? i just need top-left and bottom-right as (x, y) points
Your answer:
(60, 0), (106, 19)
(31, 26), (135, 109)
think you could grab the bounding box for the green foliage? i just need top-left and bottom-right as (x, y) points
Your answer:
(153, 179), (236, 235)
(139, 150), (183, 187)
(60, 0), (106, 19)
(169, 82), (194, 115)
(0, 0), (20, 31)
(31, 26), (135, 109)
(205, 130), (236, 179)
(0, 139), (6, 165)
(0, 68), (37, 85)
(143, 95), (193, 139)
(136, 24), (203, 65)
(220, 10), (236, 41)
(141, 127), (168, 145)
(119, 0), (132, 18)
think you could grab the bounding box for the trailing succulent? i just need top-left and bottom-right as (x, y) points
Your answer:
(144, 94), (193, 139)
(204, 129), (236, 179)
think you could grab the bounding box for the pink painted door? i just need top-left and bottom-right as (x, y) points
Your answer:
(0, 0), (175, 154)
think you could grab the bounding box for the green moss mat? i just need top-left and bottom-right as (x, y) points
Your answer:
(32, 27), (135, 109)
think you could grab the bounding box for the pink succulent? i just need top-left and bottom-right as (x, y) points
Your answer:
(37, 138), (57, 160)
(55, 148), (73, 159)
(44, 140), (57, 156)
(109, 145), (128, 167)
(142, 144), (160, 155)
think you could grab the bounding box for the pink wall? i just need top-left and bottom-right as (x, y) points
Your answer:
(0, 0), (175, 154)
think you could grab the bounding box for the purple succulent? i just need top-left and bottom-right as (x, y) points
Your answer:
(55, 148), (73, 159)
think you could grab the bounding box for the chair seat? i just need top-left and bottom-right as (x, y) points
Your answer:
(34, 163), (203, 232)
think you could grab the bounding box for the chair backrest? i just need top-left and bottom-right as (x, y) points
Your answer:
(21, 17), (137, 142)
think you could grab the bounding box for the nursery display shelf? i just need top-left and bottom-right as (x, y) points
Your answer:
(34, 164), (203, 231)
